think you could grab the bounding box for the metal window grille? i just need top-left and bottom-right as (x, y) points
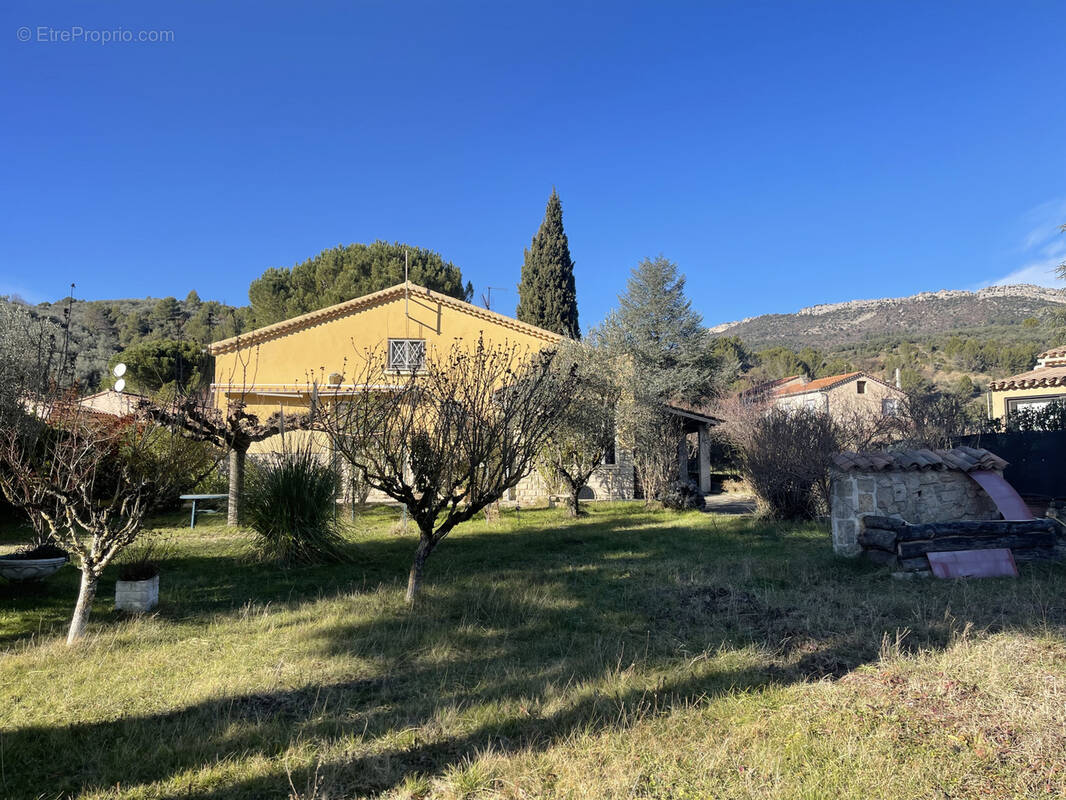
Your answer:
(388, 339), (425, 371)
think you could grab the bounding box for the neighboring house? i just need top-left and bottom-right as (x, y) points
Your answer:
(988, 347), (1066, 419)
(78, 389), (146, 417)
(206, 282), (717, 502)
(751, 371), (906, 421)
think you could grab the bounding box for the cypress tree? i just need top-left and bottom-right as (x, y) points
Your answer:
(517, 189), (580, 338)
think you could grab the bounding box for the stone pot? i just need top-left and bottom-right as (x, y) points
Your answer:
(0, 556), (67, 582)
(115, 574), (159, 612)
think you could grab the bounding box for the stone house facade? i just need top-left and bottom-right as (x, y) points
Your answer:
(769, 371), (906, 421)
(829, 448), (1005, 555)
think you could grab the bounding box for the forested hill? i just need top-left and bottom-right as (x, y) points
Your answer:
(709, 284), (1066, 350)
(708, 284), (1066, 396)
(0, 293), (248, 391)
(1, 241), (473, 392)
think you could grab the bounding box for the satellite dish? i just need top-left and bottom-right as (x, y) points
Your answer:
(114, 378), (126, 393)
(113, 363), (127, 378)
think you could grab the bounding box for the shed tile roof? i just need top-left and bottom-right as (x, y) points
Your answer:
(988, 365), (1066, 391)
(831, 446), (1007, 473)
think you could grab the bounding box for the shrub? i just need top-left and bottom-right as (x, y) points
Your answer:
(245, 445), (345, 564)
(1000, 399), (1066, 433)
(713, 402), (840, 520)
(137, 430), (222, 511)
(116, 536), (170, 581)
(743, 409), (839, 519)
(660, 479), (706, 511)
(3, 542), (67, 561)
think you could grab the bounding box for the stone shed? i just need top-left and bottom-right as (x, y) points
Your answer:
(830, 447), (1005, 556)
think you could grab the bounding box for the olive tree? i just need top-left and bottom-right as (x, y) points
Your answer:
(0, 302), (63, 541)
(318, 337), (576, 602)
(537, 340), (621, 516)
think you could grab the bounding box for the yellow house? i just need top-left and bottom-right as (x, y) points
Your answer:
(206, 281), (718, 502)
(207, 282), (562, 432)
(988, 346), (1066, 419)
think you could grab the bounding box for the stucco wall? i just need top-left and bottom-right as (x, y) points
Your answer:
(210, 288), (559, 431)
(830, 469), (1000, 555)
(990, 387), (1066, 419)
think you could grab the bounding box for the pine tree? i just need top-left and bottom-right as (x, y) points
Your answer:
(600, 255), (719, 405)
(516, 190), (580, 338)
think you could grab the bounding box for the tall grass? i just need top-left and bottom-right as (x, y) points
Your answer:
(1, 504), (1065, 798)
(245, 444), (345, 564)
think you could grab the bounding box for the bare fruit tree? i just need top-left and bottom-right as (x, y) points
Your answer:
(538, 340), (621, 516)
(318, 336), (576, 602)
(136, 342), (309, 526)
(0, 391), (186, 644)
(139, 395), (303, 525)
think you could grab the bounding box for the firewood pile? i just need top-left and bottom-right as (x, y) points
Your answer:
(858, 515), (1062, 573)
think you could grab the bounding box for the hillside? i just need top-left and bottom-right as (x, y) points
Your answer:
(710, 285), (1066, 350)
(708, 284), (1066, 397)
(0, 294), (248, 391)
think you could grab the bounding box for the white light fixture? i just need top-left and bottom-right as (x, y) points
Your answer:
(114, 378), (126, 393)
(113, 363), (127, 378)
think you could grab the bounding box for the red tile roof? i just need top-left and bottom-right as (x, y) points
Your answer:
(773, 371), (867, 398)
(989, 365), (1066, 391)
(1038, 347), (1066, 360)
(832, 446), (1007, 473)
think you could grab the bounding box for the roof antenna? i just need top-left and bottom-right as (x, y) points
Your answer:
(482, 286), (507, 311)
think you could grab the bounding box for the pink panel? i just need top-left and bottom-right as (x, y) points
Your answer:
(968, 469), (1033, 521)
(927, 549), (1018, 579)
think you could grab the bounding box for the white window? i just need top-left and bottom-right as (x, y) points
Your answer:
(882, 397), (899, 417)
(388, 339), (426, 371)
(1007, 395), (1066, 413)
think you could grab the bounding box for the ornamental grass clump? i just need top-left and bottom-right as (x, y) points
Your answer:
(245, 444), (345, 564)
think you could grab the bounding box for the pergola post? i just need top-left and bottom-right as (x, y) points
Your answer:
(697, 423), (712, 494)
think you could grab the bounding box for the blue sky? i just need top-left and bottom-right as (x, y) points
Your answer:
(2, 1), (1064, 330)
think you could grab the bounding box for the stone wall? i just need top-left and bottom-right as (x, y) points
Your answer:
(830, 469), (1000, 556)
(511, 449), (636, 506)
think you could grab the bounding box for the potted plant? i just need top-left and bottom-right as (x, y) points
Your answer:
(114, 539), (167, 612)
(0, 541), (68, 581)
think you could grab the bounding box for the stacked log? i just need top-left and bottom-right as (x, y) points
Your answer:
(857, 515), (1061, 572)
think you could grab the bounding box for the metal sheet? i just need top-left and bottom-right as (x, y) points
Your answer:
(968, 469), (1034, 521)
(927, 548), (1018, 579)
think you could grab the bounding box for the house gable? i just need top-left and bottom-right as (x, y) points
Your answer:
(208, 282), (563, 395)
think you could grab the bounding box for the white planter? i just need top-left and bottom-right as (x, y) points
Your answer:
(115, 574), (159, 612)
(0, 556), (67, 581)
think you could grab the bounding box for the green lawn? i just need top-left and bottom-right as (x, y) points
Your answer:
(1, 503), (1065, 799)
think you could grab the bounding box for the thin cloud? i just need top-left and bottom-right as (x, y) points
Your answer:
(0, 284), (44, 304)
(987, 258), (1061, 289)
(979, 199), (1066, 289)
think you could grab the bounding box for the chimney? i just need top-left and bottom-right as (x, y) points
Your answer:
(894, 367), (901, 388)
(800, 372), (810, 385)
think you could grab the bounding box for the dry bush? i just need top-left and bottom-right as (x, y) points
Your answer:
(713, 396), (839, 519)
